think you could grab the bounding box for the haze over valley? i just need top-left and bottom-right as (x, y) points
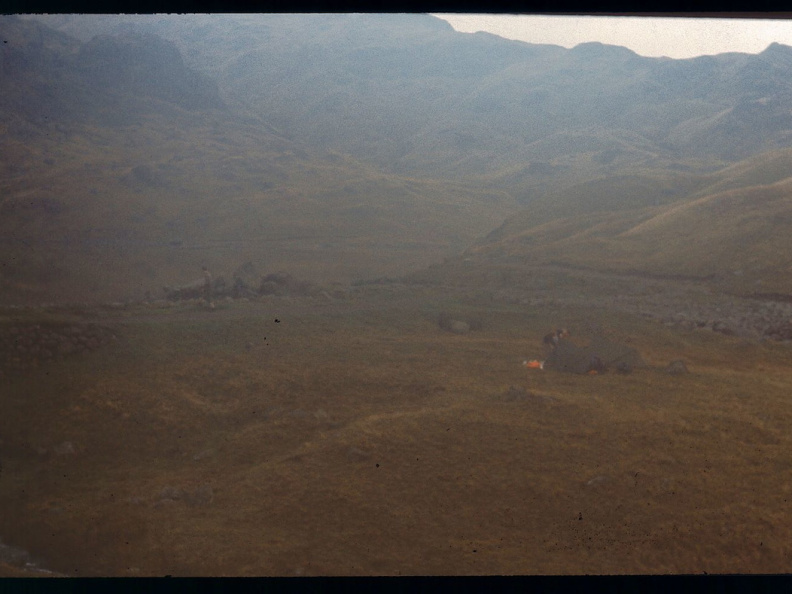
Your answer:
(3, 14), (792, 576)
(6, 14), (792, 302)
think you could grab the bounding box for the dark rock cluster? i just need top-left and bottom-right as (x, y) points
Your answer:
(164, 270), (337, 302)
(544, 335), (646, 375)
(763, 321), (792, 341)
(258, 272), (317, 297)
(665, 360), (689, 375)
(0, 322), (116, 376)
(649, 298), (792, 340)
(438, 311), (482, 335)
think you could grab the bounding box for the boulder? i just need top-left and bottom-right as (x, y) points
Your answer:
(438, 312), (476, 334)
(258, 272), (316, 297)
(53, 441), (75, 456)
(449, 320), (470, 335)
(544, 336), (645, 375)
(346, 447), (371, 462)
(614, 361), (632, 374)
(585, 475), (612, 487)
(184, 485), (214, 507)
(158, 486), (184, 501)
(665, 360), (689, 375)
(764, 321), (792, 341)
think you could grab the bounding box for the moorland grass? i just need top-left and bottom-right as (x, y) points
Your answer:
(1, 287), (791, 575)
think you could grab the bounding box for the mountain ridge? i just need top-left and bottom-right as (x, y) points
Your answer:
(28, 14), (792, 183)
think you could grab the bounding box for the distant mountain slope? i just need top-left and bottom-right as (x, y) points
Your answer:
(8, 14), (792, 302)
(459, 148), (792, 295)
(0, 16), (515, 304)
(1, 16), (224, 133)
(27, 14), (792, 197)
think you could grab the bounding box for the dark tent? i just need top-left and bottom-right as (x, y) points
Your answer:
(544, 335), (646, 374)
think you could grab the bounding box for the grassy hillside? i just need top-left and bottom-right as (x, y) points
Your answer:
(462, 148), (792, 296)
(0, 17), (516, 305)
(8, 15), (792, 309)
(0, 108), (514, 305)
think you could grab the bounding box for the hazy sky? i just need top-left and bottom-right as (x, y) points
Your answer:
(434, 14), (792, 59)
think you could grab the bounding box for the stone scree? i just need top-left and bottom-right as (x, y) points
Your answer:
(0, 323), (117, 376)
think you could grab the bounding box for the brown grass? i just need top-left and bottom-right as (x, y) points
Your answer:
(1, 284), (792, 575)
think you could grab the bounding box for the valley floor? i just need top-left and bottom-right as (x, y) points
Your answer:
(1, 269), (792, 576)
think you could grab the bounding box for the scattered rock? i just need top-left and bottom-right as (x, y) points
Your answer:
(438, 312), (477, 334)
(184, 484), (214, 507)
(258, 272), (316, 297)
(764, 321), (792, 341)
(711, 321), (735, 336)
(544, 336), (645, 375)
(346, 447), (371, 462)
(585, 475), (611, 487)
(665, 360), (689, 375)
(192, 449), (215, 461)
(53, 441), (75, 456)
(158, 486), (184, 501)
(449, 320), (470, 335)
(0, 322), (118, 375)
(614, 361), (633, 375)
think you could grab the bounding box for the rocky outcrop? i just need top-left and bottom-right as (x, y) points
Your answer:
(0, 322), (117, 376)
(258, 272), (317, 297)
(544, 336), (646, 375)
(438, 312), (482, 335)
(665, 360), (689, 375)
(763, 320), (792, 341)
(76, 31), (225, 112)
